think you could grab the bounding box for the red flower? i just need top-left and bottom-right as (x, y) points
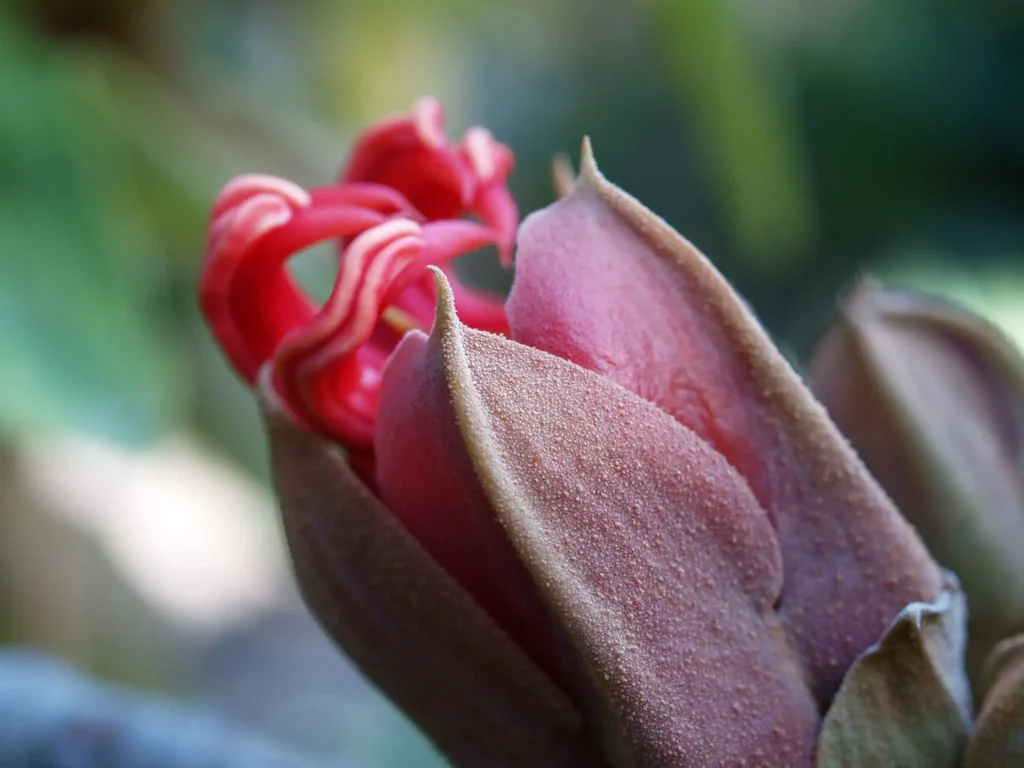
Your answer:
(200, 98), (514, 458)
(199, 100), (945, 767)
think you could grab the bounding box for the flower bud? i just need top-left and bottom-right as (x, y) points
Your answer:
(201, 97), (952, 764)
(809, 281), (1024, 674)
(965, 633), (1024, 766)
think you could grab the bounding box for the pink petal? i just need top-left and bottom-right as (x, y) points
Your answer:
(507, 141), (941, 702)
(374, 272), (820, 765)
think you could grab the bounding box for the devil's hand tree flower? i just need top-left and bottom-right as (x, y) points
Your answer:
(199, 100), (970, 767)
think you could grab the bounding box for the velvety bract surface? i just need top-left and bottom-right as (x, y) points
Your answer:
(265, 399), (603, 768)
(507, 144), (941, 701)
(810, 284), (1024, 678)
(376, 275), (821, 766)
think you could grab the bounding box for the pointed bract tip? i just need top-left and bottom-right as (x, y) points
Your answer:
(255, 361), (290, 416)
(428, 265), (459, 334)
(839, 276), (882, 326)
(575, 137), (603, 192)
(550, 154), (576, 199)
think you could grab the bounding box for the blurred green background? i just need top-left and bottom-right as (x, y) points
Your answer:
(0, 0), (1022, 764)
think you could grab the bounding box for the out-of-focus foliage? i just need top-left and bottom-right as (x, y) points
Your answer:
(0, 12), (179, 444)
(2, 0), (1023, 449)
(0, 0), (1022, 764)
(0, 650), (334, 767)
(646, 0), (815, 264)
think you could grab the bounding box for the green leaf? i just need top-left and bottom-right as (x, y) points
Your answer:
(645, 0), (814, 267)
(816, 574), (972, 767)
(0, 16), (182, 443)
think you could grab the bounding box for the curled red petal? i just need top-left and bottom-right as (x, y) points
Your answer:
(201, 183), (307, 381)
(362, 146), (474, 221)
(273, 219), (425, 447)
(210, 173), (310, 221)
(199, 174), (389, 384)
(344, 97), (448, 185)
(473, 182), (518, 267)
(225, 204), (386, 380)
(460, 127), (517, 264)
(310, 182), (423, 219)
(342, 97), (473, 220)
(460, 127), (513, 184)
(383, 219), (496, 304)
(371, 266), (510, 352)
(441, 269), (510, 336)
(339, 99), (518, 259)
(370, 220), (499, 347)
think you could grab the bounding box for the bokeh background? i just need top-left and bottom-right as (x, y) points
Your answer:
(1, 0), (1022, 764)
